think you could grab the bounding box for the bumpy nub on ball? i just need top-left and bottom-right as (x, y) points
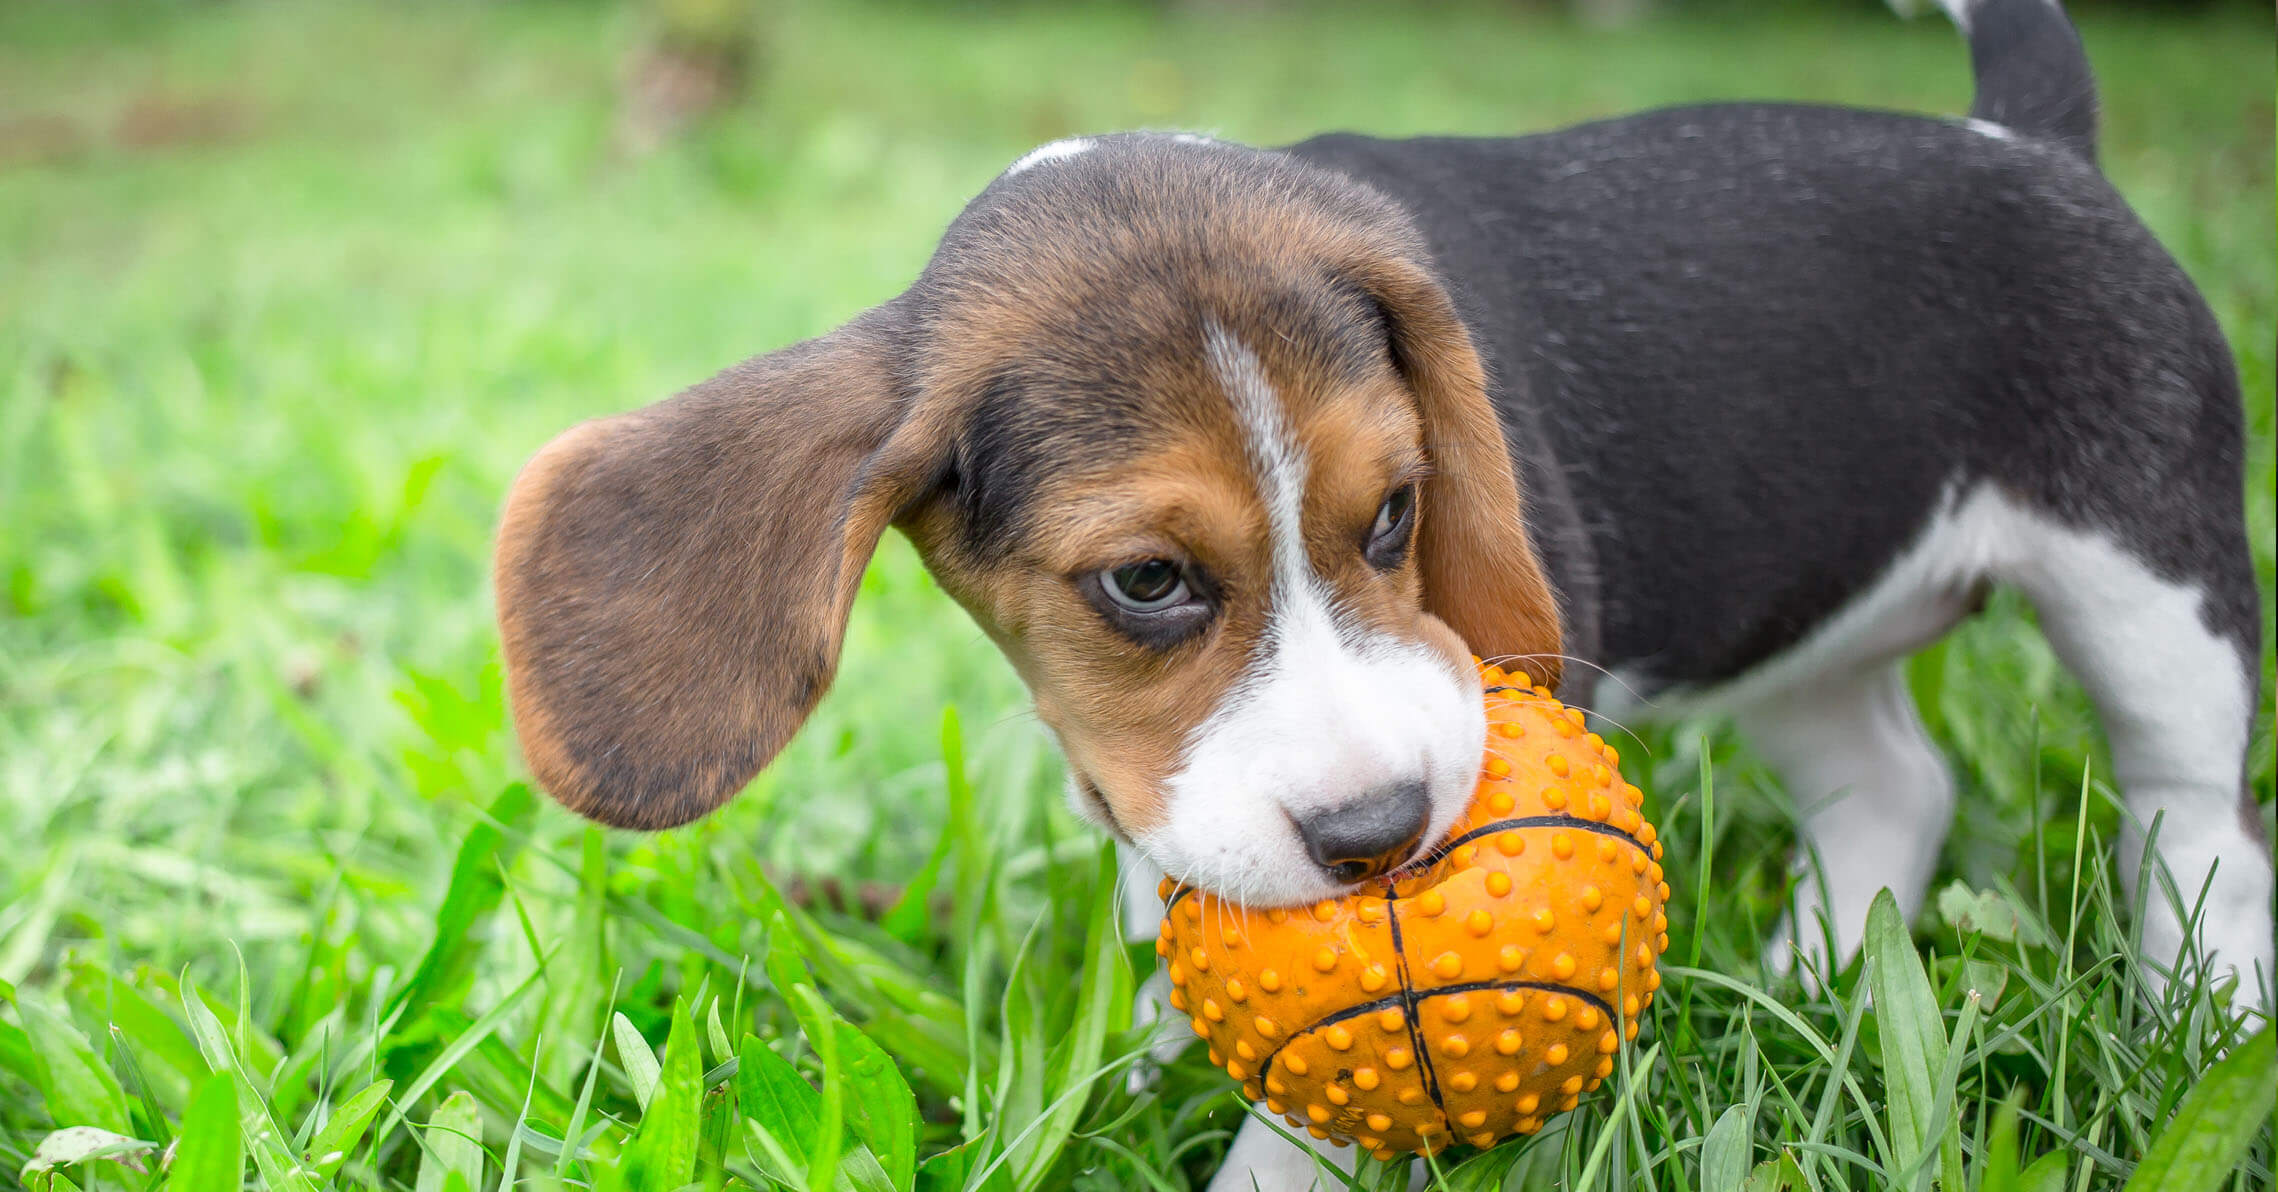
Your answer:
(1156, 661), (1671, 1159)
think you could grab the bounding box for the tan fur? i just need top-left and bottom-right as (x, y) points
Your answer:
(1348, 256), (1567, 690)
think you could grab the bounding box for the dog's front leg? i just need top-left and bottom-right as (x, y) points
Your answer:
(1120, 842), (1197, 1084)
(1207, 1117), (1372, 1192)
(1120, 845), (1419, 1190)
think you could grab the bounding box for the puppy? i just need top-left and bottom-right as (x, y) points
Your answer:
(493, 1), (2271, 1186)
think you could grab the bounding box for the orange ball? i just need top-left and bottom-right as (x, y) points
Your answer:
(1155, 662), (1671, 1159)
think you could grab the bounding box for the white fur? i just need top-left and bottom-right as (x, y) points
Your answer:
(1963, 117), (2015, 141)
(1746, 663), (1956, 978)
(1005, 137), (1094, 175)
(2003, 502), (2272, 993)
(1599, 485), (2273, 995)
(1206, 1117), (1362, 1192)
(1208, 323), (1308, 577)
(1132, 327), (1483, 908)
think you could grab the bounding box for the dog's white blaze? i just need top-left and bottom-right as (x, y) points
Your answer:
(1600, 485), (2273, 992)
(1204, 323), (1308, 592)
(1134, 326), (1482, 906)
(1005, 137), (1095, 175)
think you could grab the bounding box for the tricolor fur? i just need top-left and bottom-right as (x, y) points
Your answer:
(494, 2), (2270, 1186)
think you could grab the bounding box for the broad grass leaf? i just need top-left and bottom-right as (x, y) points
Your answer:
(704, 999), (732, 1068)
(737, 1036), (900, 1192)
(828, 1019), (918, 1191)
(304, 1080), (391, 1184)
(1935, 882), (2041, 946)
(415, 1090), (483, 1192)
(611, 1012), (661, 1112)
(619, 1001), (702, 1191)
(2125, 1023), (2275, 1192)
(1864, 889), (1959, 1192)
(1742, 1150), (1806, 1192)
(13, 1001), (131, 1135)
(2019, 1151), (2068, 1192)
(163, 1074), (242, 1192)
(698, 1084), (735, 1181)
(736, 1035), (822, 1170)
(19, 1126), (156, 1178)
(914, 1139), (979, 1192)
(1701, 1103), (1751, 1192)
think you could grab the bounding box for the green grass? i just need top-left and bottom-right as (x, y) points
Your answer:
(2, 1), (2273, 1189)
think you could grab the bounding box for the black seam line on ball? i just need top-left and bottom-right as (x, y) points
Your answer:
(1384, 900), (1449, 1121)
(1409, 815), (1650, 876)
(1250, 978), (1621, 1095)
(1163, 884), (1195, 916)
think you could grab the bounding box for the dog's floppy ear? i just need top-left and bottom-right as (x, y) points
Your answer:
(494, 310), (939, 828)
(1357, 256), (1565, 690)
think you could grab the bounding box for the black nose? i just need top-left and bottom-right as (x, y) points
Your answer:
(1294, 780), (1430, 885)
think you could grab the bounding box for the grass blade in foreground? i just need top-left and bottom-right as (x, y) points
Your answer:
(414, 1091), (483, 1192)
(607, 1002), (702, 1192)
(2124, 1024), (2276, 1192)
(1864, 888), (1963, 1192)
(163, 1074), (243, 1192)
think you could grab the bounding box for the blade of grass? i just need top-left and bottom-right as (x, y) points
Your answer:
(163, 1074), (243, 1192)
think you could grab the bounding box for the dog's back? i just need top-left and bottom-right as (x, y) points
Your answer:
(1295, 0), (2267, 992)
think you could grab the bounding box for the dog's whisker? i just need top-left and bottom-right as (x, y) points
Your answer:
(1479, 650), (1657, 711)
(1481, 692), (1657, 761)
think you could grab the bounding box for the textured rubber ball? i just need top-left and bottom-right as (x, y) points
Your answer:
(1157, 660), (1669, 1158)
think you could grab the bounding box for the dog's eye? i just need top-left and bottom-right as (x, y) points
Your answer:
(1103, 559), (1189, 612)
(1365, 483), (1418, 569)
(1085, 558), (1212, 648)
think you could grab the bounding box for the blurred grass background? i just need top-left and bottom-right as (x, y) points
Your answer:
(1, 1), (2271, 1188)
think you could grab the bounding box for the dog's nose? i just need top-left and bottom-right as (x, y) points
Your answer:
(1294, 780), (1431, 885)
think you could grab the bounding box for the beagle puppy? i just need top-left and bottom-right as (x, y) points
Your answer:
(493, 1), (2270, 1186)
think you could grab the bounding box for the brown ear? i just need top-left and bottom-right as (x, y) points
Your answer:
(1360, 258), (1566, 690)
(494, 313), (939, 828)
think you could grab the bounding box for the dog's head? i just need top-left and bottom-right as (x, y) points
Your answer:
(494, 134), (1563, 904)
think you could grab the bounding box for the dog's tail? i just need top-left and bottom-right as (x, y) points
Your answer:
(1933, 0), (2099, 163)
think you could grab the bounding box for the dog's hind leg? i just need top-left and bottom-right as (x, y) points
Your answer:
(1738, 661), (1958, 980)
(1998, 504), (2273, 1001)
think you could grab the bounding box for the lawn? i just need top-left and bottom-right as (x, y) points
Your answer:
(1, 1), (2272, 1189)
